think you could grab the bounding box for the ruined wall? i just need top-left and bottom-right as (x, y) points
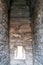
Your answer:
(9, 18), (33, 65)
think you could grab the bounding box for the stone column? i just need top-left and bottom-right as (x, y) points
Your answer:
(32, 0), (43, 65)
(0, 0), (10, 65)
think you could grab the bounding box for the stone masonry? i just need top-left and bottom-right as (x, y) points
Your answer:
(0, 0), (10, 65)
(9, 0), (33, 65)
(9, 18), (33, 65)
(0, 0), (43, 65)
(32, 0), (43, 65)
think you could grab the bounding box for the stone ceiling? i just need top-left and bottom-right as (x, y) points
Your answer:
(5, 0), (37, 19)
(10, 0), (29, 18)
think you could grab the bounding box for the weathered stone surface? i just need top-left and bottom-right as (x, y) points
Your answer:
(0, 0), (10, 65)
(32, 0), (43, 65)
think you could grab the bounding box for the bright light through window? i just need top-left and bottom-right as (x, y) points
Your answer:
(14, 46), (25, 59)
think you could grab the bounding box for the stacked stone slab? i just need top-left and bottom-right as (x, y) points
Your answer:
(0, 0), (10, 65)
(32, 0), (43, 65)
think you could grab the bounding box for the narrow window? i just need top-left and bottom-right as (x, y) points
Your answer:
(14, 46), (25, 59)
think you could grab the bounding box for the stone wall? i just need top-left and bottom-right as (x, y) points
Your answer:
(32, 0), (43, 65)
(9, 18), (33, 65)
(0, 0), (10, 65)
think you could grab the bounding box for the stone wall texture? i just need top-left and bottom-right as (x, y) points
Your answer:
(0, 0), (10, 65)
(0, 0), (43, 65)
(32, 0), (43, 65)
(9, 18), (33, 65)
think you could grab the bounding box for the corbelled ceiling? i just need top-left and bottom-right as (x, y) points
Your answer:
(10, 0), (30, 18)
(5, 0), (37, 19)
